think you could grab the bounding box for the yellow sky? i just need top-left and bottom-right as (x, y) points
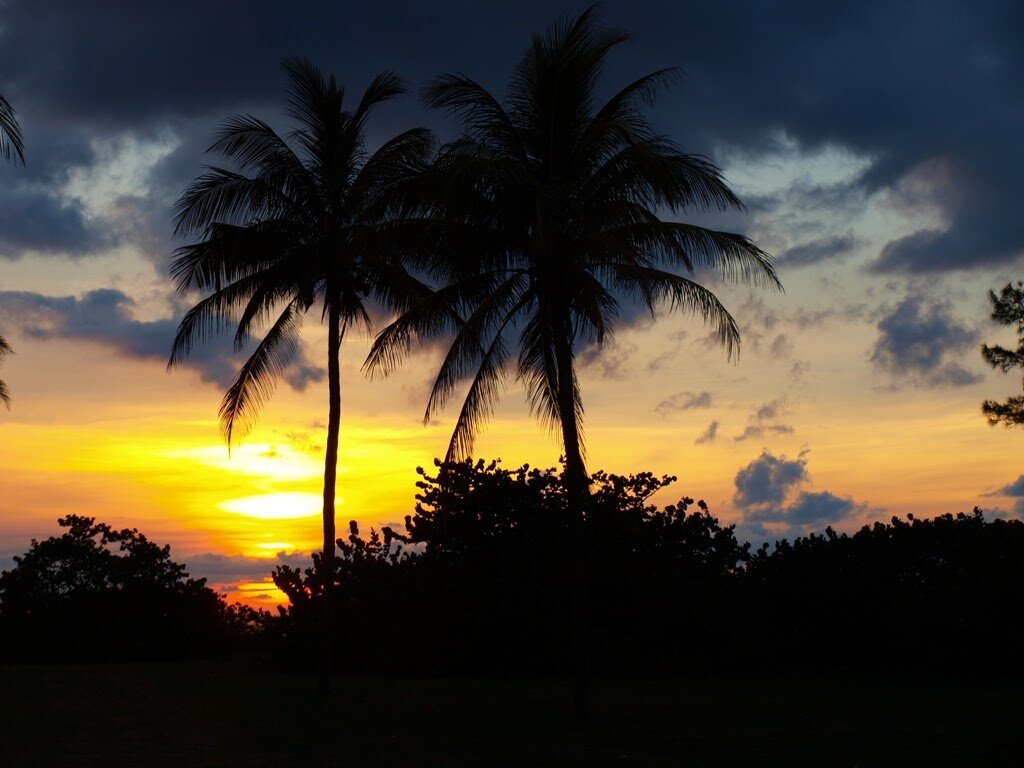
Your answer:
(3, 287), (1022, 609)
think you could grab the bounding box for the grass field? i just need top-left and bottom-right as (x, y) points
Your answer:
(1, 663), (1020, 766)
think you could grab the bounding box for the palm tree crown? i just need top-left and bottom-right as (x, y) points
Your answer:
(368, 7), (780, 466)
(168, 58), (432, 602)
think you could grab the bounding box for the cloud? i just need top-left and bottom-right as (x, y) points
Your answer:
(694, 420), (719, 445)
(748, 490), (856, 527)
(654, 390), (713, 417)
(778, 232), (861, 268)
(0, 289), (325, 389)
(769, 333), (794, 359)
(734, 397), (794, 442)
(732, 449), (871, 545)
(988, 475), (1024, 516)
(733, 449), (809, 507)
(869, 293), (983, 387)
(577, 337), (638, 380)
(733, 424), (794, 442)
(184, 551), (305, 581)
(994, 475), (1024, 497)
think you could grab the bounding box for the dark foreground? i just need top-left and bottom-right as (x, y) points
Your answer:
(1, 663), (1019, 767)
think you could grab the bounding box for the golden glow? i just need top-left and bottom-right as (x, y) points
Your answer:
(219, 492), (324, 520)
(220, 578), (289, 607)
(255, 542), (296, 552)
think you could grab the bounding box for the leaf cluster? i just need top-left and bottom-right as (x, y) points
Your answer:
(981, 281), (1024, 426)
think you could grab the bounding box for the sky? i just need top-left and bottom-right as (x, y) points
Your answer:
(2, 0), (1024, 606)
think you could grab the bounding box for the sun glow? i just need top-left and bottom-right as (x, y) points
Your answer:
(219, 492), (325, 520)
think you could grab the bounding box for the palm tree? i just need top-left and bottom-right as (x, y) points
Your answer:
(168, 58), (432, 685)
(366, 6), (780, 716)
(0, 334), (12, 409)
(0, 91), (24, 164)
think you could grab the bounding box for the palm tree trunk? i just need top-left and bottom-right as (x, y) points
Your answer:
(319, 303), (342, 694)
(553, 324), (591, 723)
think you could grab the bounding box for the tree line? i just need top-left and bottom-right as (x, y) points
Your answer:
(3, 458), (1022, 678)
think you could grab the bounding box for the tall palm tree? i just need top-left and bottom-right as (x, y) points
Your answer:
(0, 91), (24, 164)
(168, 59), (432, 683)
(0, 334), (12, 409)
(367, 6), (780, 716)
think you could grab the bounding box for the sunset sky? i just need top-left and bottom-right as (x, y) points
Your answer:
(2, 0), (1023, 606)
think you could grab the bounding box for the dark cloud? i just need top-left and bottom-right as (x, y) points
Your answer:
(733, 449), (808, 507)
(748, 490), (856, 527)
(870, 293), (983, 387)
(0, 289), (324, 389)
(995, 475), (1024, 497)
(0, 188), (110, 256)
(577, 337), (639, 380)
(778, 232), (861, 268)
(732, 449), (870, 544)
(989, 475), (1024, 517)
(654, 390), (712, 417)
(184, 551), (304, 581)
(769, 334), (794, 359)
(734, 397), (794, 442)
(0, 0), (1020, 273)
(733, 424), (794, 442)
(694, 420), (719, 445)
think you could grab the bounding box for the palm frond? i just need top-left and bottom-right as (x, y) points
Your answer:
(219, 300), (303, 445)
(168, 269), (285, 367)
(0, 93), (24, 164)
(0, 332), (11, 409)
(604, 263), (742, 359)
(424, 274), (529, 420)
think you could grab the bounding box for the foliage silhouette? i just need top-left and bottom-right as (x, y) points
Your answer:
(268, 459), (1024, 679)
(0, 333), (12, 409)
(981, 281), (1024, 425)
(0, 515), (259, 661)
(168, 58), (432, 685)
(0, 92), (22, 406)
(0, 91), (24, 164)
(366, 4), (779, 715)
(272, 459), (750, 676)
(742, 509), (1024, 672)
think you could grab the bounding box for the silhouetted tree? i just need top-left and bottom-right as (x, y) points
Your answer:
(366, 6), (779, 715)
(272, 459), (749, 675)
(0, 91), (24, 164)
(0, 334), (12, 408)
(743, 509), (1024, 672)
(981, 281), (1024, 425)
(0, 515), (245, 661)
(169, 58), (432, 685)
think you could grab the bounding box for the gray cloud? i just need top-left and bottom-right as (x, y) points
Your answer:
(778, 232), (861, 268)
(654, 390), (713, 417)
(733, 449), (808, 508)
(989, 475), (1024, 517)
(748, 490), (856, 527)
(995, 475), (1024, 497)
(870, 293), (983, 387)
(0, 0), (1015, 276)
(733, 424), (794, 442)
(732, 449), (870, 545)
(734, 397), (794, 442)
(694, 420), (719, 445)
(0, 289), (325, 389)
